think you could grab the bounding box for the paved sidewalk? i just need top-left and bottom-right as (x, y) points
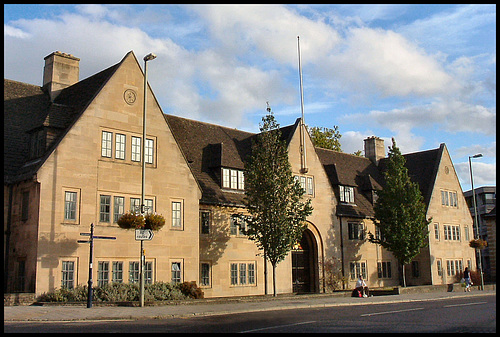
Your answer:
(4, 289), (495, 322)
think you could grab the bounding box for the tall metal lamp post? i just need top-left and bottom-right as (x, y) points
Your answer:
(140, 52), (156, 307)
(468, 153), (484, 290)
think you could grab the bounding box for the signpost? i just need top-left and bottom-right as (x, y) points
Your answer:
(135, 227), (153, 307)
(78, 223), (116, 308)
(135, 229), (154, 241)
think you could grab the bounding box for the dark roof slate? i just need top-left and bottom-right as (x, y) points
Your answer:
(4, 79), (51, 181)
(165, 114), (300, 207)
(378, 145), (442, 207)
(4, 61), (121, 183)
(315, 147), (385, 218)
(165, 114), (257, 206)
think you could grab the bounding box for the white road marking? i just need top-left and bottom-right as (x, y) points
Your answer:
(443, 301), (488, 308)
(361, 307), (424, 317)
(238, 320), (316, 333)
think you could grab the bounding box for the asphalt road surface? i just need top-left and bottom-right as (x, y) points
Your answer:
(5, 294), (496, 333)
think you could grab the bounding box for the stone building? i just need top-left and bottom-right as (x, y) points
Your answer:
(464, 186), (496, 281)
(4, 51), (476, 297)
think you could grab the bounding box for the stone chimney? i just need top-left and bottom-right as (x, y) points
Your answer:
(43, 51), (80, 101)
(364, 136), (385, 165)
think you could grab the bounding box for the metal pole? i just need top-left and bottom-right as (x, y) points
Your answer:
(140, 53), (156, 307)
(297, 36), (307, 173)
(140, 58), (148, 308)
(469, 155), (484, 290)
(87, 223), (94, 308)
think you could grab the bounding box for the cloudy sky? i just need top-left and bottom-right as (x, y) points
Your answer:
(4, 4), (496, 192)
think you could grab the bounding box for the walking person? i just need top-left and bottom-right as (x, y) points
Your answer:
(463, 267), (472, 292)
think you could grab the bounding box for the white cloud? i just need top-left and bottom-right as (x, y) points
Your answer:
(4, 24), (30, 38)
(342, 97), (495, 141)
(397, 4), (496, 57)
(327, 27), (455, 97)
(455, 142), (496, 159)
(191, 4), (341, 66)
(455, 161), (496, 191)
(75, 4), (108, 20)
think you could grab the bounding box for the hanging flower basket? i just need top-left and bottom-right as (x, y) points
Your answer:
(144, 213), (166, 231)
(117, 212), (165, 231)
(117, 212), (145, 230)
(469, 238), (488, 249)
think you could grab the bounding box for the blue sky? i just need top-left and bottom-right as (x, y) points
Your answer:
(4, 4), (496, 192)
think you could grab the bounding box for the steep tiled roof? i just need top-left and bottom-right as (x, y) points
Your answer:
(165, 114), (256, 206)
(4, 61), (120, 184)
(165, 114), (299, 207)
(379, 145), (442, 207)
(315, 147), (384, 218)
(4, 79), (51, 181)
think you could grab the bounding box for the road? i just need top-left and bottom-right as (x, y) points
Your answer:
(5, 294), (495, 333)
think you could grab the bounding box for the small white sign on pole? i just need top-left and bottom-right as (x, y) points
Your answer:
(135, 229), (154, 241)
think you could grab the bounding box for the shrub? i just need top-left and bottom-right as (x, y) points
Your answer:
(36, 281), (191, 303)
(37, 284), (88, 302)
(322, 257), (348, 291)
(93, 283), (131, 302)
(179, 281), (204, 299)
(146, 282), (185, 301)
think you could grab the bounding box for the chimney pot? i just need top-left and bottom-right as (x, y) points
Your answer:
(43, 51), (80, 101)
(364, 136), (385, 165)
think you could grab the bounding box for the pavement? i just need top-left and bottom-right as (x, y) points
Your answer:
(4, 288), (495, 322)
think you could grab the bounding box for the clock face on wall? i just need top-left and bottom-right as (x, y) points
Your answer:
(124, 89), (137, 105)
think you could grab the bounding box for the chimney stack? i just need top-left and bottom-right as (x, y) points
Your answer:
(43, 51), (80, 101)
(364, 136), (385, 165)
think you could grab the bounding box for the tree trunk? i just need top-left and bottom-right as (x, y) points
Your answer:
(272, 263), (277, 297)
(264, 251), (268, 295)
(402, 263), (407, 287)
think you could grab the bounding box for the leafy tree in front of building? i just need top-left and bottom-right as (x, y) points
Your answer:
(243, 111), (313, 296)
(368, 138), (431, 287)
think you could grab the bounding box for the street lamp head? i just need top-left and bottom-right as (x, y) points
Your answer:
(472, 153), (483, 159)
(144, 53), (157, 62)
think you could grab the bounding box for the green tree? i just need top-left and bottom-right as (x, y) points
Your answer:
(368, 138), (431, 287)
(243, 112), (313, 296)
(308, 125), (342, 151)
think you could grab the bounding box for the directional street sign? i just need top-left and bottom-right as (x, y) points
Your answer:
(77, 223), (116, 308)
(135, 229), (154, 241)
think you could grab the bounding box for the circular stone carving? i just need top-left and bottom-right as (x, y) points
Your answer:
(124, 89), (137, 105)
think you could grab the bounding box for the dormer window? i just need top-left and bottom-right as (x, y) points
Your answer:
(222, 168), (245, 190)
(29, 129), (46, 159)
(339, 185), (355, 203)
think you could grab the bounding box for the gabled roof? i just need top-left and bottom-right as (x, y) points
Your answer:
(4, 79), (51, 181)
(315, 147), (384, 218)
(4, 57), (122, 184)
(379, 145), (443, 207)
(165, 114), (256, 206)
(165, 114), (300, 207)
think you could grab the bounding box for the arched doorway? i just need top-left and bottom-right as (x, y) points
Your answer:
(292, 229), (318, 293)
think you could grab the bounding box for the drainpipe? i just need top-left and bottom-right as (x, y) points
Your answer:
(4, 184), (14, 293)
(339, 215), (345, 290)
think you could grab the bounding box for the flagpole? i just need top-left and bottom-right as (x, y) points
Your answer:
(297, 36), (308, 173)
